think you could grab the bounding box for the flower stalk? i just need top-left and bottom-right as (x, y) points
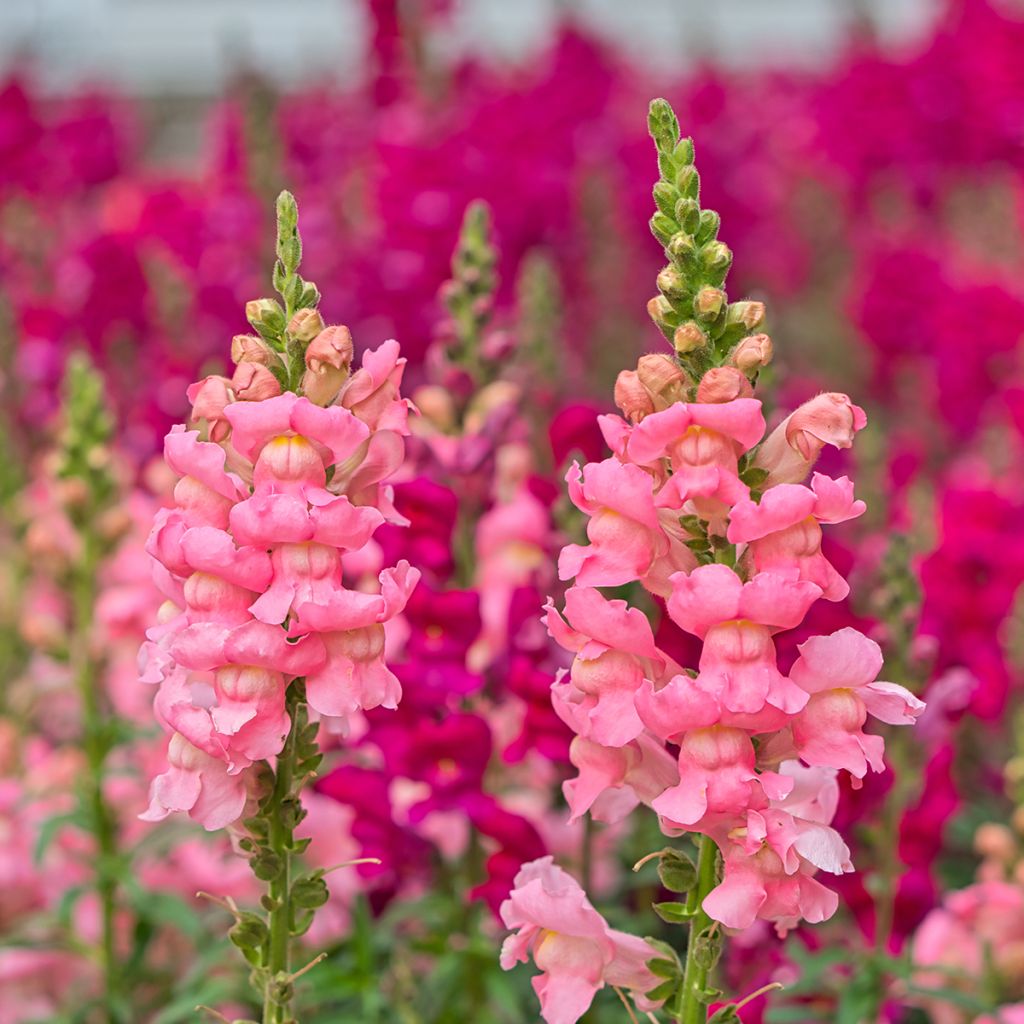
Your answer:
(60, 354), (126, 1021)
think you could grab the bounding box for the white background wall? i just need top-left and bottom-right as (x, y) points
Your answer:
(1, 0), (942, 96)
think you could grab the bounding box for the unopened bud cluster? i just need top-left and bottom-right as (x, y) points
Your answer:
(646, 99), (772, 387)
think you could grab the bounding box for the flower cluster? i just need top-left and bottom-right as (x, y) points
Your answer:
(141, 233), (418, 832)
(546, 104), (925, 941)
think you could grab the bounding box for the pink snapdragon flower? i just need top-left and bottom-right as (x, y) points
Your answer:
(547, 347), (922, 936)
(142, 333), (419, 830)
(500, 857), (662, 1024)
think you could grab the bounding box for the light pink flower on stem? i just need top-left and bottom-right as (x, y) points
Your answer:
(727, 473), (866, 600)
(561, 734), (678, 825)
(754, 393), (867, 487)
(558, 459), (693, 594)
(913, 883), (1024, 1024)
(651, 726), (791, 831)
(666, 564), (817, 717)
(140, 733), (251, 831)
(500, 857), (663, 1024)
(546, 587), (672, 747)
(289, 561), (420, 721)
(789, 627), (924, 779)
(337, 338), (411, 432)
(626, 399), (764, 525)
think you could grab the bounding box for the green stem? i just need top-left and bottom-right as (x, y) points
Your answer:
(677, 835), (719, 1024)
(72, 531), (122, 1021)
(263, 706), (300, 1024)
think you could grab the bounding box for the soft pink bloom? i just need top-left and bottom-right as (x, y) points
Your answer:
(546, 587), (671, 747)
(291, 561), (420, 721)
(754, 393), (867, 486)
(727, 473), (865, 600)
(338, 338), (411, 432)
(789, 628), (924, 778)
(561, 734), (678, 825)
(140, 733), (251, 831)
(558, 459), (693, 593)
(913, 882), (1024, 1024)
(652, 726), (791, 830)
(500, 857), (662, 1024)
(626, 399), (764, 525)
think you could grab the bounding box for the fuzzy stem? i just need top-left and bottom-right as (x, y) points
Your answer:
(72, 529), (122, 1020)
(262, 699), (301, 1024)
(677, 835), (718, 1024)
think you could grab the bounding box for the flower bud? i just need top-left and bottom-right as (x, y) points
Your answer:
(245, 298), (286, 335)
(696, 366), (753, 403)
(288, 308), (325, 343)
(187, 375), (233, 442)
(668, 233), (697, 262)
(726, 301), (766, 331)
(637, 353), (687, 404)
(657, 266), (687, 298)
(975, 823), (1017, 862)
(694, 286), (725, 321)
(614, 370), (655, 422)
(231, 334), (279, 367)
(673, 321), (706, 354)
(647, 295), (675, 327)
(701, 241), (732, 274)
(732, 333), (773, 372)
(301, 325), (354, 406)
(231, 361), (282, 403)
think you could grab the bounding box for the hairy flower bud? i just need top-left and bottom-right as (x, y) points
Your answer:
(673, 321), (707, 354)
(696, 366), (753, 403)
(727, 301), (766, 331)
(301, 325), (354, 406)
(614, 370), (655, 422)
(231, 334), (279, 367)
(647, 295), (675, 326)
(637, 353), (687, 404)
(694, 287), (726, 321)
(246, 298), (286, 335)
(289, 308), (326, 344)
(657, 266), (687, 298)
(231, 361), (282, 403)
(732, 333), (773, 373)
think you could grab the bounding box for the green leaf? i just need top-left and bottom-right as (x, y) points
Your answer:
(658, 849), (697, 893)
(645, 978), (680, 1003)
(652, 901), (693, 924)
(708, 1008), (740, 1023)
(647, 958), (680, 980)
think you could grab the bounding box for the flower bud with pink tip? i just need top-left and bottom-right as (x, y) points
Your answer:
(302, 325), (354, 406)
(754, 392), (867, 487)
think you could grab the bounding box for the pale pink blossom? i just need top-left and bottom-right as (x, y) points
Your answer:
(500, 857), (663, 1024)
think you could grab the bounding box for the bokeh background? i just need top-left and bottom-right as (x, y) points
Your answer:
(3, 1), (1024, 1022)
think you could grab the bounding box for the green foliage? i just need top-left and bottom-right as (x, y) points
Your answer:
(440, 199), (499, 387)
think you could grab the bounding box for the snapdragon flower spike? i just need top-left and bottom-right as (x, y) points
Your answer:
(500, 857), (663, 1024)
(142, 217), (418, 832)
(537, 100), (924, 951)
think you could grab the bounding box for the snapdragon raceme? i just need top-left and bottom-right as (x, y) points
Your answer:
(139, 191), (419, 1023)
(501, 100), (925, 1024)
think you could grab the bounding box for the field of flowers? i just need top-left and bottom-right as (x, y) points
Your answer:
(3, 1), (1024, 1021)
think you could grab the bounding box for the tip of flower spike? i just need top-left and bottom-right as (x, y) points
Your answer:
(648, 98), (679, 153)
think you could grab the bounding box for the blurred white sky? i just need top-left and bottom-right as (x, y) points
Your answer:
(2, 0), (942, 95)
